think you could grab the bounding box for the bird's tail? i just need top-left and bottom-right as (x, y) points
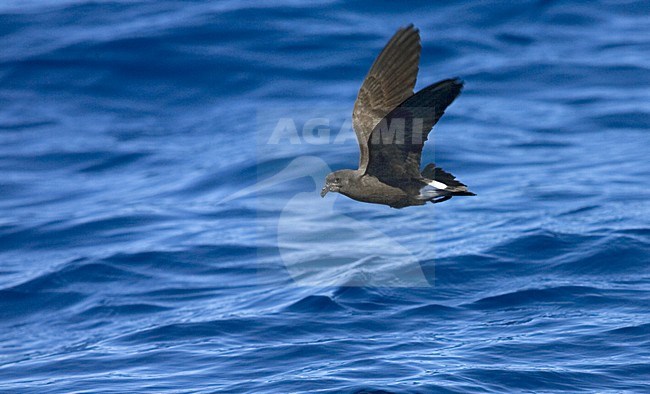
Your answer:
(420, 163), (475, 202)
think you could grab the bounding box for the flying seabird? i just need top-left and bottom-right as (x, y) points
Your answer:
(321, 25), (475, 209)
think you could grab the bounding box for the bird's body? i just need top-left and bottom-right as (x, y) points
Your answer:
(327, 170), (416, 209)
(321, 25), (475, 208)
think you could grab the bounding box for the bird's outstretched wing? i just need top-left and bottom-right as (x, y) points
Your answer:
(353, 25), (421, 172)
(364, 78), (463, 186)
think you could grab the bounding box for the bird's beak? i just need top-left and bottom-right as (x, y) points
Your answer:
(320, 185), (329, 198)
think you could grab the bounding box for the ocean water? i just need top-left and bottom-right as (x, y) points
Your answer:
(1, 0), (650, 392)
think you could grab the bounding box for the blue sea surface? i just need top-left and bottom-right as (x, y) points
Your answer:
(1, 1), (650, 392)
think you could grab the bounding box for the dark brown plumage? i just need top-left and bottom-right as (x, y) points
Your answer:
(321, 25), (475, 208)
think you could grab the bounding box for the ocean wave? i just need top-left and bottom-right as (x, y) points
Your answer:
(1, 0), (649, 392)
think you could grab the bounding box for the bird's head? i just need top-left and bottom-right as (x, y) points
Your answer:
(321, 170), (356, 197)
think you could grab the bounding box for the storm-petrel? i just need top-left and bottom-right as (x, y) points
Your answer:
(321, 25), (475, 208)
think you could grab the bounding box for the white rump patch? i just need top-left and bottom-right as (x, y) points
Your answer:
(417, 179), (448, 199)
(427, 179), (448, 190)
